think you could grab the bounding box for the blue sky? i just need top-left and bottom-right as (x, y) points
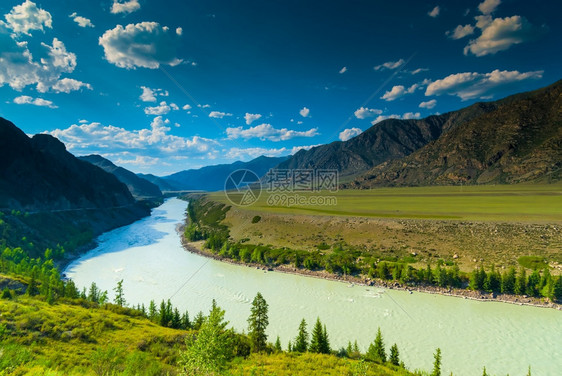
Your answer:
(1, 0), (560, 175)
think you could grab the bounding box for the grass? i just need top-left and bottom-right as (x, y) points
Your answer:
(206, 184), (562, 273)
(212, 184), (562, 222)
(0, 296), (186, 375)
(517, 256), (549, 270)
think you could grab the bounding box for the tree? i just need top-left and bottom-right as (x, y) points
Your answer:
(309, 318), (330, 354)
(148, 300), (158, 321)
(515, 267), (527, 295)
(193, 311), (205, 331)
(526, 269), (540, 297)
(181, 310), (192, 330)
(294, 319), (309, 352)
(367, 327), (386, 363)
(274, 336), (282, 352)
(113, 279), (126, 307)
(553, 276), (562, 302)
(389, 344), (400, 366)
(482, 366), (488, 376)
(88, 282), (100, 303)
(501, 266), (516, 294)
(180, 301), (233, 375)
(431, 348), (441, 376)
(247, 292), (269, 352)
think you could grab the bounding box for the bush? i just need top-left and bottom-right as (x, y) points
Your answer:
(251, 215), (262, 224)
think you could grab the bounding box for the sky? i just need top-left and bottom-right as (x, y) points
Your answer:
(0, 0), (560, 175)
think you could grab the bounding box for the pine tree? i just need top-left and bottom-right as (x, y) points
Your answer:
(367, 327), (386, 363)
(501, 266), (516, 294)
(148, 300), (157, 321)
(113, 279), (126, 307)
(482, 366), (488, 376)
(181, 310), (192, 329)
(88, 282), (100, 303)
(247, 292), (269, 352)
(553, 276), (562, 302)
(294, 319), (309, 352)
(274, 336), (282, 352)
(193, 311), (205, 331)
(172, 308), (181, 329)
(321, 324), (331, 354)
(431, 348), (441, 376)
(309, 318), (324, 353)
(515, 267), (527, 295)
(526, 269), (540, 297)
(389, 344), (400, 366)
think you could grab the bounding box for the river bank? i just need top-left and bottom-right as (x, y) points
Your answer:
(178, 225), (562, 311)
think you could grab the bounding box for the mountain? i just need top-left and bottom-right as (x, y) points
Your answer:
(137, 173), (178, 192)
(276, 102), (498, 180)
(163, 155), (289, 191)
(79, 155), (162, 199)
(0, 118), (150, 257)
(348, 79), (562, 187)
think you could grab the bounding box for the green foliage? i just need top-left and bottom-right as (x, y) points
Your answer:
(180, 300), (233, 375)
(389, 344), (400, 366)
(294, 319), (309, 353)
(248, 292), (269, 353)
(251, 215), (262, 224)
(431, 348), (442, 376)
(309, 318), (331, 354)
(517, 256), (548, 270)
(367, 328), (386, 363)
(113, 279), (126, 307)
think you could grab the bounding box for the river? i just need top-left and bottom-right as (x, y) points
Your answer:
(65, 198), (562, 376)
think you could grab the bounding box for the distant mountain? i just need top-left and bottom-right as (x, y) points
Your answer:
(348, 80), (562, 187)
(163, 155), (289, 191)
(0, 118), (150, 257)
(137, 173), (178, 192)
(79, 155), (162, 199)
(276, 102), (498, 180)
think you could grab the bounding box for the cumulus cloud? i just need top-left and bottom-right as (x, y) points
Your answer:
(354, 107), (382, 119)
(428, 6), (440, 18)
(381, 83), (419, 101)
(425, 69), (543, 100)
(447, 24), (475, 39)
(48, 117), (218, 160)
(478, 0), (501, 15)
(464, 15), (540, 56)
(225, 145), (318, 160)
(69, 12), (94, 28)
(299, 107), (310, 117)
(244, 113), (262, 125)
(13, 95), (57, 108)
(226, 123), (319, 142)
(144, 101), (172, 115)
(52, 78), (92, 93)
(419, 99), (437, 109)
(110, 0), (140, 15)
(139, 86), (169, 102)
(2, 0), (52, 35)
(99, 22), (183, 69)
(374, 59), (405, 71)
(209, 111), (232, 119)
(372, 112), (421, 125)
(339, 127), (362, 141)
(339, 66), (347, 74)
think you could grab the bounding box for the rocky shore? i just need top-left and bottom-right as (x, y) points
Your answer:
(178, 225), (562, 311)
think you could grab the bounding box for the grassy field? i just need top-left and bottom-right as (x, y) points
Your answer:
(212, 184), (562, 222)
(208, 184), (562, 272)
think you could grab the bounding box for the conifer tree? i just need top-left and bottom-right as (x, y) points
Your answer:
(181, 310), (191, 329)
(294, 319), (309, 352)
(389, 344), (400, 366)
(367, 327), (386, 363)
(431, 348), (441, 376)
(113, 279), (126, 307)
(515, 267), (527, 295)
(501, 266), (516, 294)
(248, 292), (269, 352)
(274, 336), (282, 352)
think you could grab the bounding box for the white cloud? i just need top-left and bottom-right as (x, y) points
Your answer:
(144, 101), (171, 115)
(176, 27), (183, 36)
(170, 103), (179, 111)
(99, 22), (182, 69)
(478, 0), (501, 15)
(110, 0), (140, 15)
(52, 78), (92, 93)
(182, 104), (192, 110)
(299, 107), (310, 117)
(13, 95), (57, 108)
(428, 6), (440, 18)
(226, 123), (319, 142)
(374, 59), (405, 71)
(410, 68), (429, 75)
(339, 66), (347, 74)
(339, 128), (362, 141)
(354, 107), (382, 119)
(225, 145), (318, 160)
(2, 0), (52, 35)
(381, 83), (419, 101)
(209, 111), (232, 119)
(463, 15), (539, 56)
(419, 99), (437, 109)
(69, 12), (94, 28)
(244, 113), (262, 125)
(139, 86), (156, 102)
(447, 24), (475, 39)
(48, 117), (218, 159)
(372, 112), (421, 125)
(425, 69), (543, 100)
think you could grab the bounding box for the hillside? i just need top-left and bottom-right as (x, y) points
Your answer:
(79, 155), (162, 199)
(0, 118), (150, 257)
(349, 80), (562, 187)
(276, 102), (498, 179)
(164, 155), (289, 191)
